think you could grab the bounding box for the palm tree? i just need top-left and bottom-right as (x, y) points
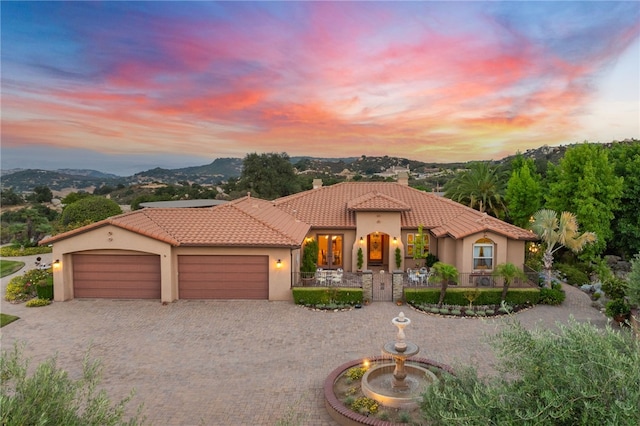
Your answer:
(431, 262), (459, 307)
(492, 263), (527, 302)
(530, 209), (597, 287)
(444, 162), (507, 218)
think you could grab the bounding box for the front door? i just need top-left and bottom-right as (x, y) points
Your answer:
(317, 234), (343, 269)
(367, 233), (387, 266)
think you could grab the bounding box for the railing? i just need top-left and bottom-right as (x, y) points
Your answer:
(292, 271), (363, 288)
(403, 268), (539, 289)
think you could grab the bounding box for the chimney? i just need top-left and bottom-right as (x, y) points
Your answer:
(397, 171), (409, 186)
(313, 179), (323, 189)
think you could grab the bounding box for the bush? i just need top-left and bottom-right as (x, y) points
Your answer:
(292, 287), (362, 305)
(26, 298), (51, 307)
(555, 262), (590, 286)
(601, 277), (628, 300)
(60, 196), (122, 227)
(405, 288), (540, 306)
(0, 343), (145, 425)
(420, 319), (640, 425)
(605, 298), (631, 318)
(539, 286), (566, 305)
(5, 268), (53, 302)
(0, 246), (52, 257)
(628, 254), (640, 307)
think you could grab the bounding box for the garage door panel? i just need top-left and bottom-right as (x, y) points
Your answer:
(73, 254), (160, 299)
(178, 255), (268, 299)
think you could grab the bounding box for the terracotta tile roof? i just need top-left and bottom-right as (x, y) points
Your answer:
(347, 192), (411, 212)
(41, 196), (310, 247)
(274, 182), (536, 240)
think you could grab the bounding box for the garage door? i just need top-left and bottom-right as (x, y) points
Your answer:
(73, 254), (161, 299)
(179, 255), (269, 299)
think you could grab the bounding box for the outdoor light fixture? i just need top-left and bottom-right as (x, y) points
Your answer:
(53, 259), (61, 269)
(276, 259), (282, 268)
(393, 237), (397, 244)
(359, 237), (364, 244)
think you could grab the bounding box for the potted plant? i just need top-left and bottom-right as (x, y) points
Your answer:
(357, 247), (364, 274)
(394, 247), (402, 270)
(605, 298), (631, 325)
(301, 239), (319, 283)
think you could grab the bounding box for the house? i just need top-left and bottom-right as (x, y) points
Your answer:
(41, 178), (537, 302)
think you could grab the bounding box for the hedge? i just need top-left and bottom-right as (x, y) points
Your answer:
(292, 287), (363, 305)
(405, 287), (540, 306)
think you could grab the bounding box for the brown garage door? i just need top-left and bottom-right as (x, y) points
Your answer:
(178, 255), (268, 299)
(73, 254), (161, 299)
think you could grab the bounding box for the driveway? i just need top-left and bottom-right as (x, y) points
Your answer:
(0, 259), (608, 425)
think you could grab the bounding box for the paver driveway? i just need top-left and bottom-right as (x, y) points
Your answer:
(1, 260), (607, 425)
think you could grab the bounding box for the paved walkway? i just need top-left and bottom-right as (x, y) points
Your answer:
(0, 259), (608, 425)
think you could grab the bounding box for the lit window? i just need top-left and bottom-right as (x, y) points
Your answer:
(473, 238), (494, 270)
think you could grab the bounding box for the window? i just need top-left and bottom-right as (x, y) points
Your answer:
(407, 232), (429, 257)
(317, 234), (343, 268)
(473, 238), (494, 270)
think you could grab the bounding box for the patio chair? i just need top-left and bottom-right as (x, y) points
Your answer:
(315, 268), (327, 285)
(331, 268), (344, 284)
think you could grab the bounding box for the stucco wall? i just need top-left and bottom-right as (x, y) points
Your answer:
(354, 211), (402, 272)
(49, 225), (173, 302)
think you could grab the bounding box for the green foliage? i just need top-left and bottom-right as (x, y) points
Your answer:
(608, 141), (640, 257)
(412, 224), (428, 265)
(555, 262), (590, 286)
(538, 285), (566, 305)
(26, 298), (52, 307)
(301, 239), (319, 276)
(405, 288), (540, 306)
(0, 343), (145, 425)
(292, 287), (362, 305)
(431, 262), (459, 306)
(394, 247), (402, 269)
(420, 319), (640, 425)
(26, 185), (53, 203)
(4, 268), (53, 302)
(357, 247), (364, 270)
(232, 152), (301, 200)
(0, 245), (52, 257)
(60, 196), (122, 227)
(61, 191), (93, 205)
(350, 397), (379, 414)
(505, 155), (542, 228)
(444, 161), (507, 218)
(546, 143), (623, 260)
(605, 298), (631, 318)
(601, 277), (628, 300)
(345, 367), (366, 381)
(492, 262), (527, 301)
(627, 254), (640, 307)
(0, 188), (24, 206)
(0, 260), (25, 278)
(0, 206), (57, 246)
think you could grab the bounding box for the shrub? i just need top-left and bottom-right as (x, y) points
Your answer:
(601, 277), (628, 300)
(605, 298), (631, 318)
(628, 254), (640, 307)
(25, 298), (51, 307)
(404, 288), (540, 306)
(292, 287), (362, 305)
(555, 262), (590, 286)
(0, 343), (145, 425)
(346, 367), (366, 381)
(60, 196), (122, 227)
(539, 286), (566, 305)
(351, 397), (379, 414)
(420, 319), (640, 425)
(0, 246), (52, 257)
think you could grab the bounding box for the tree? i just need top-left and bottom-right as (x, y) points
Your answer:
(609, 141), (640, 258)
(412, 225), (428, 267)
(505, 156), (542, 228)
(420, 319), (640, 425)
(431, 262), (458, 307)
(61, 191), (92, 205)
(27, 186), (53, 203)
(444, 162), (507, 218)
(545, 143), (623, 259)
(530, 209), (596, 287)
(492, 262), (527, 302)
(233, 152), (301, 200)
(627, 254), (640, 309)
(0, 188), (24, 206)
(1, 206), (55, 246)
(60, 196), (122, 227)
(301, 238), (319, 279)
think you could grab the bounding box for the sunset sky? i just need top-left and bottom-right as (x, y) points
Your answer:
(2, 1), (639, 175)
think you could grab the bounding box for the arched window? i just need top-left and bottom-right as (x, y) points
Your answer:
(473, 238), (494, 270)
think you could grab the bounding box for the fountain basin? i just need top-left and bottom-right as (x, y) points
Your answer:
(361, 362), (438, 409)
(324, 356), (455, 426)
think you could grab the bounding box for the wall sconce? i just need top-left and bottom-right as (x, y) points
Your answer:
(53, 259), (61, 270)
(359, 237), (364, 244)
(276, 259), (282, 268)
(393, 237), (397, 244)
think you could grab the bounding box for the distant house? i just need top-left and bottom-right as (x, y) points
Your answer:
(41, 178), (536, 302)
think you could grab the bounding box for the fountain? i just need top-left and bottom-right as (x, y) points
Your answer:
(361, 312), (437, 409)
(324, 311), (455, 424)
